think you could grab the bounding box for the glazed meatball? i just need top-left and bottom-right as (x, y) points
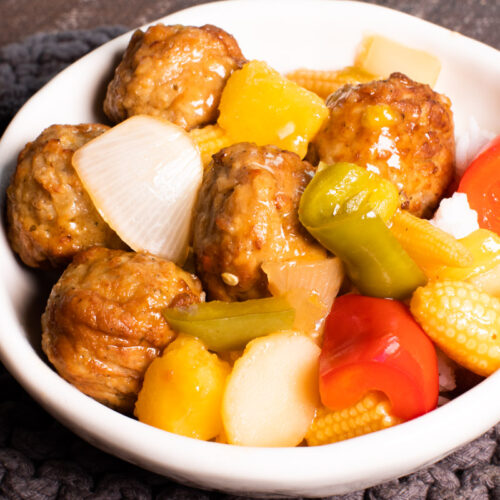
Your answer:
(6, 124), (125, 268)
(193, 143), (326, 301)
(42, 247), (203, 412)
(310, 73), (455, 217)
(103, 24), (246, 130)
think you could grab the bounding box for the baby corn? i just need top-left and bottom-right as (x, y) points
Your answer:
(189, 125), (232, 167)
(286, 67), (376, 99)
(411, 281), (500, 376)
(305, 392), (402, 446)
(390, 210), (473, 268)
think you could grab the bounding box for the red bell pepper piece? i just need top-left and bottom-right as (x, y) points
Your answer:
(319, 294), (438, 421)
(458, 135), (500, 236)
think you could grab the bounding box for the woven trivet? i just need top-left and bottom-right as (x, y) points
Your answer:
(1, 26), (500, 500)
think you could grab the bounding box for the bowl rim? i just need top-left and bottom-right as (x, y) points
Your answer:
(0, 0), (499, 496)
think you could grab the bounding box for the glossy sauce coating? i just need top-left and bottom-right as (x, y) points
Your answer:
(310, 73), (455, 217)
(103, 24), (246, 130)
(41, 247), (203, 413)
(6, 124), (125, 268)
(193, 143), (326, 301)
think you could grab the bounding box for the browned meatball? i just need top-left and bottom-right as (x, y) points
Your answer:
(103, 24), (246, 130)
(310, 73), (455, 217)
(6, 124), (125, 268)
(41, 247), (203, 412)
(193, 143), (326, 301)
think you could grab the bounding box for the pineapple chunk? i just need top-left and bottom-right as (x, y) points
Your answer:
(134, 335), (230, 440)
(423, 229), (500, 296)
(356, 35), (441, 86)
(218, 60), (328, 158)
(222, 331), (320, 447)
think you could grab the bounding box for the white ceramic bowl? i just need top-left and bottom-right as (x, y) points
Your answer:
(1, 1), (499, 497)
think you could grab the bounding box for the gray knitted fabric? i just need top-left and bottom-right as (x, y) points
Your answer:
(1, 26), (500, 500)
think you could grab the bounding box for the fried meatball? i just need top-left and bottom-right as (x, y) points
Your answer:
(103, 24), (246, 130)
(193, 143), (326, 301)
(41, 247), (203, 412)
(6, 124), (125, 268)
(310, 72), (455, 217)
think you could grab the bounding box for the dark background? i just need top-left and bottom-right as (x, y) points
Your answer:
(0, 0), (499, 498)
(1, 0), (499, 50)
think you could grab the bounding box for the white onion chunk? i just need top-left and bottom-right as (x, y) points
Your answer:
(73, 115), (203, 263)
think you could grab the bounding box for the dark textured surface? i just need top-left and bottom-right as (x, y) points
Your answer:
(0, 1), (500, 499)
(1, 0), (499, 50)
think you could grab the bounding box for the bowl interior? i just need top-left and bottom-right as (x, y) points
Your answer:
(0, 1), (499, 497)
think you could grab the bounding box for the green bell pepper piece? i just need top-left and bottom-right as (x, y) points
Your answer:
(300, 162), (400, 226)
(163, 295), (295, 352)
(299, 163), (426, 299)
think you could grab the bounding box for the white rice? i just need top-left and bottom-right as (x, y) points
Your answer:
(429, 117), (494, 239)
(430, 192), (479, 239)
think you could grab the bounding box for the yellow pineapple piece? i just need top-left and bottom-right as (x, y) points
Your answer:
(423, 229), (500, 296)
(411, 281), (500, 376)
(470, 264), (500, 298)
(356, 35), (441, 86)
(218, 60), (328, 158)
(222, 331), (320, 447)
(134, 334), (230, 440)
(306, 391), (402, 446)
